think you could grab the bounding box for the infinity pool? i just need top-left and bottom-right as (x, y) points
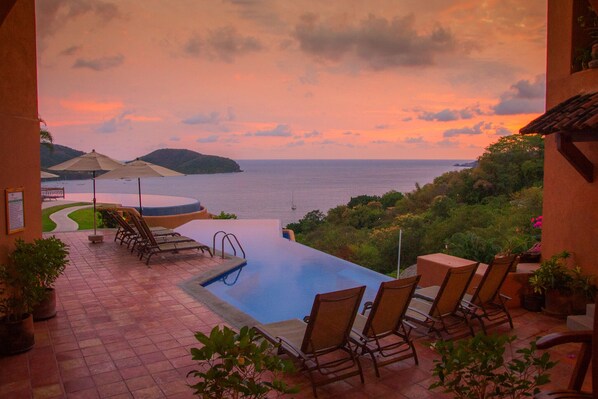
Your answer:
(177, 219), (392, 324)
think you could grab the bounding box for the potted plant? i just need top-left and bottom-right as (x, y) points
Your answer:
(0, 246), (47, 355)
(11, 237), (69, 321)
(430, 333), (556, 399)
(528, 251), (596, 318)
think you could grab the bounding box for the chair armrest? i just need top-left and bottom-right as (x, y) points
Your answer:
(403, 320), (418, 330)
(406, 306), (441, 323)
(277, 335), (308, 361)
(413, 292), (435, 301)
(361, 301), (373, 315)
(536, 330), (593, 349)
(498, 293), (511, 301)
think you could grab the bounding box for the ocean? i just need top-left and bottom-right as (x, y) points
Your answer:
(45, 159), (468, 226)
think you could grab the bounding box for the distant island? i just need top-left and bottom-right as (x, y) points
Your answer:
(453, 161), (478, 167)
(41, 144), (242, 177)
(140, 149), (241, 174)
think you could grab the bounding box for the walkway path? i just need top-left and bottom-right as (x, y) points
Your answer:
(49, 204), (91, 232)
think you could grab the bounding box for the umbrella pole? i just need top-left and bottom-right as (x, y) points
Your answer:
(138, 178), (143, 216)
(92, 170), (97, 235)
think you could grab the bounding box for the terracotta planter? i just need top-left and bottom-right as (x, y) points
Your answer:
(522, 293), (544, 312)
(0, 313), (35, 355)
(544, 290), (585, 319)
(33, 288), (57, 321)
(570, 292), (592, 315)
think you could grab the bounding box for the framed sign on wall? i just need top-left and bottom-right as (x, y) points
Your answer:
(5, 187), (25, 234)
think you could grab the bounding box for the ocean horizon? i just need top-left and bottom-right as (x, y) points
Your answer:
(44, 159), (470, 226)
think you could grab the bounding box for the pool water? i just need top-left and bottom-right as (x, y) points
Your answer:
(177, 219), (392, 323)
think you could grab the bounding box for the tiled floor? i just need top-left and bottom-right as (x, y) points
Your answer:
(0, 230), (591, 398)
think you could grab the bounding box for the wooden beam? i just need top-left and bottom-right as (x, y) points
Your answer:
(0, 0), (17, 28)
(568, 131), (598, 142)
(556, 133), (594, 183)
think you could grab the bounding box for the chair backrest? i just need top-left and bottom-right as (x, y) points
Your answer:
(301, 286), (365, 355)
(122, 208), (158, 246)
(361, 275), (420, 338)
(430, 263), (479, 317)
(471, 255), (516, 305)
(109, 209), (136, 235)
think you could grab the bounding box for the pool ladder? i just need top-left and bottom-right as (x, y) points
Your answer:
(212, 231), (246, 259)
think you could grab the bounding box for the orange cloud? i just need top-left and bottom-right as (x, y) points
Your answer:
(60, 100), (124, 113)
(124, 115), (162, 122)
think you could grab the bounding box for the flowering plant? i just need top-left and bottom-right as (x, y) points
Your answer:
(531, 215), (543, 229)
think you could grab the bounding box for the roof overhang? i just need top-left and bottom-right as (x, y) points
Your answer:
(520, 92), (598, 183)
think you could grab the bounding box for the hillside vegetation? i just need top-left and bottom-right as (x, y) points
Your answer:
(140, 148), (241, 174)
(287, 134), (544, 275)
(41, 145), (241, 176)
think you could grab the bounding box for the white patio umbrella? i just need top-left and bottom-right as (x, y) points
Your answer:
(96, 159), (183, 216)
(49, 149), (123, 241)
(41, 171), (59, 179)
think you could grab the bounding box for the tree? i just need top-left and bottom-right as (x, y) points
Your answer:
(473, 134), (544, 197)
(40, 117), (54, 150)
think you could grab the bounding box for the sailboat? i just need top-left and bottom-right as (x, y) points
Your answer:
(291, 192), (297, 211)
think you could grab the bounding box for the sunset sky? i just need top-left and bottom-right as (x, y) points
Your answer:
(36, 0), (547, 160)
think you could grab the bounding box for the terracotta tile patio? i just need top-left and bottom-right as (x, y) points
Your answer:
(0, 230), (590, 398)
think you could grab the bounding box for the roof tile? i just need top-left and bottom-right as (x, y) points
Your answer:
(520, 92), (598, 134)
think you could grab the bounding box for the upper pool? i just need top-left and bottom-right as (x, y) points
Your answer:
(176, 219), (392, 324)
(64, 193), (201, 216)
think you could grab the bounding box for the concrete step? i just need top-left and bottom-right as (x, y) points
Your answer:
(567, 314), (594, 331)
(586, 303), (594, 316)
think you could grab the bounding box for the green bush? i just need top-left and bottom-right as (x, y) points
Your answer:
(430, 333), (556, 399)
(212, 211), (238, 220)
(188, 325), (297, 399)
(98, 209), (118, 228)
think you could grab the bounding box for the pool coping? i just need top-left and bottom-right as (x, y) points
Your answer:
(179, 250), (260, 329)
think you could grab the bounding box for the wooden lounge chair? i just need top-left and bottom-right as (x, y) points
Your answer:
(406, 263), (479, 338)
(123, 209), (198, 256)
(104, 209), (138, 247)
(533, 299), (597, 398)
(123, 210), (212, 265)
(415, 255), (516, 333)
(254, 286), (366, 397)
(108, 208), (181, 252)
(351, 275), (421, 377)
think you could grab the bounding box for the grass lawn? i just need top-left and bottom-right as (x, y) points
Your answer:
(68, 207), (101, 230)
(42, 202), (90, 232)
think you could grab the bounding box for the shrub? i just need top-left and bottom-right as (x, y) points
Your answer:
(98, 209), (118, 228)
(188, 325), (297, 399)
(213, 211), (238, 220)
(430, 333), (556, 399)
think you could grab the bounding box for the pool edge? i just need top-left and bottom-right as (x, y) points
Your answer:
(179, 253), (259, 329)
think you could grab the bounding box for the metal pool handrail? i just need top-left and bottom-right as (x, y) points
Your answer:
(212, 231), (246, 259)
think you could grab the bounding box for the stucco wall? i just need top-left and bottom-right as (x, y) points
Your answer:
(0, 0), (41, 262)
(543, 1), (598, 271)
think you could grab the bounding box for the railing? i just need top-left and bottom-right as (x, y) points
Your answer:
(41, 187), (65, 201)
(212, 231), (246, 259)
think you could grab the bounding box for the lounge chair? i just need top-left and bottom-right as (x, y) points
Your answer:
(415, 255), (516, 333)
(104, 209), (138, 247)
(254, 286), (366, 397)
(533, 297), (596, 399)
(123, 209), (198, 256)
(351, 275), (420, 377)
(109, 208), (183, 251)
(123, 210), (212, 265)
(406, 263), (479, 338)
